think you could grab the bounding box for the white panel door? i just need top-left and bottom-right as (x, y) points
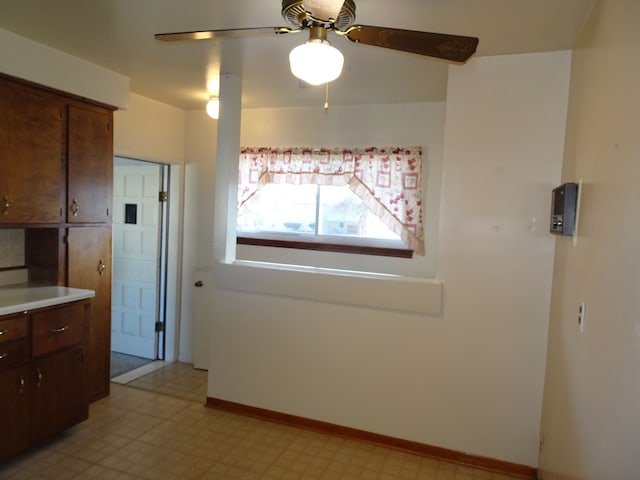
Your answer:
(111, 159), (162, 359)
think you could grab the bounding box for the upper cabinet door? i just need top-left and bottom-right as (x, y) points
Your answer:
(0, 78), (64, 224)
(67, 105), (113, 224)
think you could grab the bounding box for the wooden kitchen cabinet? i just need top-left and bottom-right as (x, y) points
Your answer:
(67, 227), (112, 402)
(0, 300), (89, 460)
(1, 74), (114, 406)
(30, 346), (87, 445)
(67, 104), (113, 224)
(0, 313), (30, 458)
(0, 366), (29, 458)
(0, 76), (65, 224)
(66, 103), (113, 401)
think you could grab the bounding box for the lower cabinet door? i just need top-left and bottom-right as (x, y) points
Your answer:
(29, 347), (88, 445)
(67, 227), (112, 402)
(0, 365), (29, 459)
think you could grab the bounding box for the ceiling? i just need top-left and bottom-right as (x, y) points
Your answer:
(0, 0), (595, 110)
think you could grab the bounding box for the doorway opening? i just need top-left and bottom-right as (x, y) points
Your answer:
(111, 157), (170, 377)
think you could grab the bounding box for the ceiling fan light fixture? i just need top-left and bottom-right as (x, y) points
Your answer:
(289, 39), (344, 86)
(302, 0), (345, 22)
(206, 96), (219, 119)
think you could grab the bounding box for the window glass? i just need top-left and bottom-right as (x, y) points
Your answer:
(237, 184), (401, 243)
(238, 184), (317, 234)
(318, 186), (399, 240)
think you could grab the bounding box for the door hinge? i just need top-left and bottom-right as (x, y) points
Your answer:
(159, 191), (168, 202)
(155, 321), (165, 333)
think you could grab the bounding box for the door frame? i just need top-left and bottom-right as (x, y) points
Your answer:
(111, 156), (182, 362)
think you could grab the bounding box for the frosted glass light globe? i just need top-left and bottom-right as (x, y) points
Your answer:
(289, 40), (344, 85)
(206, 97), (219, 119)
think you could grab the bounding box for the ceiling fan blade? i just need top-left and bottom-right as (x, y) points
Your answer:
(341, 25), (478, 63)
(154, 26), (301, 42)
(303, 0), (345, 22)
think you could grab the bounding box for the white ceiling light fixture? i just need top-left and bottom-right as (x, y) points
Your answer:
(289, 26), (344, 86)
(206, 96), (219, 119)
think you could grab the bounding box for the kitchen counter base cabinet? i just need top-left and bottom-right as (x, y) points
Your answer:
(0, 365), (29, 458)
(0, 300), (90, 460)
(30, 346), (88, 445)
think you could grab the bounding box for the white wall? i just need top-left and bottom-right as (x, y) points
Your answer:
(205, 51), (571, 468)
(0, 28), (129, 109)
(539, 1), (640, 478)
(439, 51), (570, 466)
(114, 93), (186, 165)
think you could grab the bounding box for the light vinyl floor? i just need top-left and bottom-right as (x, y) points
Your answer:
(0, 363), (523, 480)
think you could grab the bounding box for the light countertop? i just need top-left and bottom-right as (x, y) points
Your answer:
(0, 285), (95, 316)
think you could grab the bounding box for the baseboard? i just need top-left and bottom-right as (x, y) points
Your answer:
(206, 397), (537, 479)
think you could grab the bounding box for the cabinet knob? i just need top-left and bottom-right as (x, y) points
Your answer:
(18, 375), (25, 395)
(71, 198), (79, 216)
(194, 280), (204, 287)
(98, 259), (107, 276)
(36, 368), (43, 388)
(0, 329), (7, 336)
(1, 195), (9, 215)
(0, 352), (7, 360)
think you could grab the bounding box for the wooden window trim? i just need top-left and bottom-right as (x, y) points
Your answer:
(236, 236), (413, 259)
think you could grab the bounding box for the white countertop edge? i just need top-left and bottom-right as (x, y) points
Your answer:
(0, 285), (96, 317)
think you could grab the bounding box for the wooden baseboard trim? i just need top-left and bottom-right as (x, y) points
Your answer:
(206, 397), (537, 479)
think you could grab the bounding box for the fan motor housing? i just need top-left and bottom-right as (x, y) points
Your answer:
(282, 0), (356, 30)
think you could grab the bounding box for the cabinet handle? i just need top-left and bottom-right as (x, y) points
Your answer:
(0, 352), (7, 360)
(98, 259), (106, 275)
(36, 368), (42, 388)
(18, 375), (25, 395)
(71, 198), (79, 216)
(1, 195), (9, 216)
(50, 325), (69, 334)
(0, 329), (8, 336)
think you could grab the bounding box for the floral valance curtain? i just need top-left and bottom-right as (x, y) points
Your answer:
(238, 146), (424, 255)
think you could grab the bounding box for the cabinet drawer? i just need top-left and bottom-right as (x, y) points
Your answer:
(32, 302), (87, 357)
(0, 315), (28, 344)
(0, 338), (29, 370)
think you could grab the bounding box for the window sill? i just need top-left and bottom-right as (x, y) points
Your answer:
(237, 236), (413, 259)
(213, 260), (442, 315)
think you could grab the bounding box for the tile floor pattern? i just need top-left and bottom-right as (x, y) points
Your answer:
(0, 363), (524, 480)
(125, 361), (208, 403)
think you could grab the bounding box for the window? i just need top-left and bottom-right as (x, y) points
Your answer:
(238, 183), (409, 255)
(237, 147), (424, 257)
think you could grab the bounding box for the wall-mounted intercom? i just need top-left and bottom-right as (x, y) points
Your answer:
(550, 182), (578, 236)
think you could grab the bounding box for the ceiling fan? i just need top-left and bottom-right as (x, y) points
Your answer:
(155, 0), (479, 86)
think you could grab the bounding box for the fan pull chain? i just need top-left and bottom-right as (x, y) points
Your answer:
(324, 82), (330, 112)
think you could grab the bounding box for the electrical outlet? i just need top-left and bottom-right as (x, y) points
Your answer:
(578, 301), (586, 333)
